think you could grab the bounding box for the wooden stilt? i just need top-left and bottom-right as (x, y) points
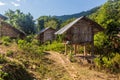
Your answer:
(84, 43), (87, 56)
(91, 41), (94, 57)
(91, 27), (94, 57)
(74, 44), (77, 55)
(77, 45), (79, 54)
(65, 43), (67, 55)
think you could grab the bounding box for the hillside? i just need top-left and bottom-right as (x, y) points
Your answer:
(0, 0), (120, 80)
(55, 6), (100, 21)
(0, 39), (119, 80)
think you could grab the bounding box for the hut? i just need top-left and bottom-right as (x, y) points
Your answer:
(37, 27), (56, 43)
(55, 16), (104, 56)
(0, 21), (26, 39)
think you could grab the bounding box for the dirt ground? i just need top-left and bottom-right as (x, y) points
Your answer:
(46, 51), (120, 80)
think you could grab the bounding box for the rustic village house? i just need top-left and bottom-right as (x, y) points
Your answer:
(0, 21), (26, 39)
(0, 14), (26, 39)
(55, 16), (104, 56)
(37, 27), (56, 43)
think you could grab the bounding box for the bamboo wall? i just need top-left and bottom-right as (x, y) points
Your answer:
(43, 29), (55, 42)
(65, 20), (93, 44)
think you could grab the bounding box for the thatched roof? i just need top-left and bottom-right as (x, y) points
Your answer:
(1, 21), (26, 36)
(38, 27), (55, 35)
(55, 16), (104, 35)
(0, 14), (7, 20)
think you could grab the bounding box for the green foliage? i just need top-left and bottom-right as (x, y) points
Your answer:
(94, 53), (120, 73)
(0, 66), (8, 80)
(1, 36), (11, 46)
(89, 0), (120, 55)
(6, 50), (14, 57)
(17, 37), (44, 59)
(5, 9), (36, 34)
(2, 63), (33, 80)
(0, 54), (7, 64)
(56, 6), (100, 21)
(44, 41), (64, 53)
(37, 16), (61, 32)
(68, 52), (76, 62)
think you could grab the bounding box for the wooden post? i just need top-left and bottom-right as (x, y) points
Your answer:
(91, 41), (94, 57)
(74, 44), (77, 55)
(65, 43), (67, 55)
(77, 45), (79, 54)
(84, 43), (87, 56)
(91, 27), (94, 57)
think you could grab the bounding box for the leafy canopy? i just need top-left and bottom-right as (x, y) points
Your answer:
(5, 9), (36, 35)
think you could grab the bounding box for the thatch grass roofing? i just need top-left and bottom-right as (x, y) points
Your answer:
(1, 21), (26, 36)
(38, 27), (55, 35)
(55, 16), (104, 35)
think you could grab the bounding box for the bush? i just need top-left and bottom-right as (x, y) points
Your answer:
(94, 53), (120, 73)
(6, 50), (14, 57)
(0, 66), (8, 80)
(111, 53), (120, 73)
(68, 52), (76, 62)
(0, 54), (7, 64)
(17, 39), (44, 59)
(1, 36), (11, 46)
(44, 41), (64, 53)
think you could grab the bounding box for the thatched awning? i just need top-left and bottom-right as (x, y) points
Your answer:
(55, 16), (104, 35)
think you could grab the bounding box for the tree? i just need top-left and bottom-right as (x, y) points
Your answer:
(5, 9), (36, 35)
(90, 0), (120, 54)
(36, 16), (60, 32)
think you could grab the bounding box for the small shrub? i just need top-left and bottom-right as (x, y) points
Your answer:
(94, 57), (102, 69)
(94, 53), (120, 73)
(17, 39), (44, 59)
(1, 36), (11, 43)
(1, 36), (11, 46)
(111, 53), (120, 73)
(0, 66), (8, 80)
(0, 54), (7, 64)
(6, 50), (14, 57)
(44, 41), (64, 53)
(68, 52), (76, 62)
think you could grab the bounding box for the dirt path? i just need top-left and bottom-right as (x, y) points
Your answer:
(46, 51), (78, 80)
(46, 51), (119, 80)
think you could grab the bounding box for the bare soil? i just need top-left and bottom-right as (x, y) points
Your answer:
(46, 51), (120, 80)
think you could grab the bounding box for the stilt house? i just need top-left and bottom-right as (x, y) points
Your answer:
(55, 16), (104, 55)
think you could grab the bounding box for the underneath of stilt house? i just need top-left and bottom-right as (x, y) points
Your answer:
(37, 27), (56, 43)
(55, 16), (104, 55)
